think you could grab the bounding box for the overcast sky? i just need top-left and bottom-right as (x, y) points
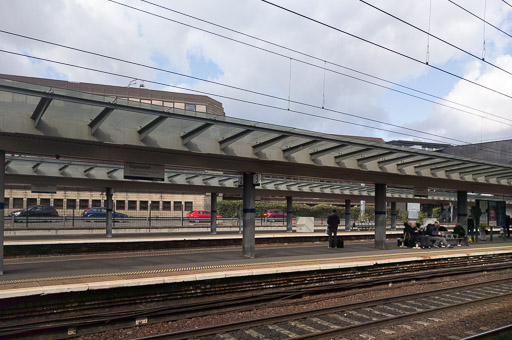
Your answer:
(1, 0), (512, 146)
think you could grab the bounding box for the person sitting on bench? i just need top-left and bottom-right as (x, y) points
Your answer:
(453, 222), (469, 246)
(404, 222), (431, 249)
(426, 221), (453, 248)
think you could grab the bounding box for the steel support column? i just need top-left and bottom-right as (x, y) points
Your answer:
(457, 191), (468, 235)
(345, 199), (351, 231)
(243, 173), (256, 258)
(106, 187), (113, 238)
(286, 196), (293, 233)
(0, 150), (4, 275)
(210, 193), (218, 234)
(390, 201), (397, 231)
(375, 183), (387, 249)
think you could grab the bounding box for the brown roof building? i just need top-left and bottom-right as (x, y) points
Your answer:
(0, 74), (225, 116)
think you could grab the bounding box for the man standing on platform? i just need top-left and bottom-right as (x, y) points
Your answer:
(327, 210), (340, 248)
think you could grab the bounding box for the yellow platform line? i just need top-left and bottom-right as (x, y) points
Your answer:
(4, 243), (326, 265)
(1, 245), (511, 286)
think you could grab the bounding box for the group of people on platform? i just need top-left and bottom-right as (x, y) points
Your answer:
(326, 209), (508, 249)
(401, 220), (469, 249)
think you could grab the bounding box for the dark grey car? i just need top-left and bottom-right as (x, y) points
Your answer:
(10, 205), (59, 219)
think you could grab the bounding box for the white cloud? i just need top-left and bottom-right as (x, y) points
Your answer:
(405, 54), (512, 143)
(1, 0), (511, 143)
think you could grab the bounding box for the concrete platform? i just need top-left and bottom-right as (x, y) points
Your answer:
(2, 230), (402, 256)
(1, 233), (511, 300)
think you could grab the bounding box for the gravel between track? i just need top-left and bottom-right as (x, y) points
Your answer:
(78, 268), (512, 339)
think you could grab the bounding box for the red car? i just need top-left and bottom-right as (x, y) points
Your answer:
(187, 210), (222, 222)
(262, 209), (287, 220)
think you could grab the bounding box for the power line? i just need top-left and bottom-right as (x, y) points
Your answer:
(260, 0), (512, 106)
(106, 1), (512, 125)
(2, 49), (512, 159)
(503, 0), (512, 8)
(448, 0), (512, 40)
(3, 28), (512, 141)
(0, 49), (483, 146)
(358, 0), (512, 71)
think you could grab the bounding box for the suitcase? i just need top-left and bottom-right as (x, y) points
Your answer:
(337, 238), (344, 248)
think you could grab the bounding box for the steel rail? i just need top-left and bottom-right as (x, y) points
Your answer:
(1, 257), (511, 338)
(138, 277), (512, 339)
(461, 323), (512, 339)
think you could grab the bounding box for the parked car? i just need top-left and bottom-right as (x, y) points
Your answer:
(10, 205), (59, 221)
(82, 207), (127, 219)
(186, 210), (222, 222)
(262, 209), (286, 221)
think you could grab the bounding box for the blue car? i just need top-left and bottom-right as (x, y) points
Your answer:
(82, 207), (127, 219)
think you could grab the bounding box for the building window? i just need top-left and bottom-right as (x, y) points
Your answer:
(173, 201), (182, 211)
(163, 201), (171, 211)
(27, 198), (37, 207)
(54, 199), (63, 209)
(13, 198), (24, 209)
(128, 200), (137, 210)
(185, 103), (196, 111)
(67, 199), (77, 209)
(79, 199), (89, 209)
(151, 201), (160, 211)
(139, 201), (148, 211)
(116, 200), (125, 210)
(4, 197), (9, 209)
(92, 200), (101, 207)
(40, 198), (50, 206)
(185, 201), (193, 212)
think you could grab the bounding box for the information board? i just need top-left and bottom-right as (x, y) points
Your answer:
(124, 162), (164, 181)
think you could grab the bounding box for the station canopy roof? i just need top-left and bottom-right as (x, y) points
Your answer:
(5, 155), (511, 204)
(0, 77), (511, 197)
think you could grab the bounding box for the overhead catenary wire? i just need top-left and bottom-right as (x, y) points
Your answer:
(0, 48), (492, 149)
(4, 48), (512, 161)
(3, 29), (512, 141)
(358, 0), (511, 74)
(447, 0), (512, 40)
(260, 0), (512, 108)
(108, 0), (512, 125)
(2, 2), (511, 156)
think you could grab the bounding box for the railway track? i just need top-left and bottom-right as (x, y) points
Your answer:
(1, 254), (511, 339)
(138, 278), (512, 340)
